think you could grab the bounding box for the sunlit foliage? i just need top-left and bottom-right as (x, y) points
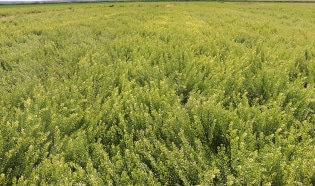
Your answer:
(1, 2), (315, 185)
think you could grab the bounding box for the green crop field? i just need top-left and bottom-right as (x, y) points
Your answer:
(1, 2), (315, 185)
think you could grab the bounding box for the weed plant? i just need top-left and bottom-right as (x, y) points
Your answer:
(1, 2), (315, 185)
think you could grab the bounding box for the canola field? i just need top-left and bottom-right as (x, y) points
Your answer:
(1, 2), (315, 185)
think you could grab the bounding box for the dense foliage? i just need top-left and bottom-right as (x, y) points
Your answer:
(1, 2), (315, 185)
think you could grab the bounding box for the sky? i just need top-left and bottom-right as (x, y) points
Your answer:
(0, 0), (70, 1)
(0, 0), (46, 2)
(0, 0), (75, 2)
(0, 0), (55, 1)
